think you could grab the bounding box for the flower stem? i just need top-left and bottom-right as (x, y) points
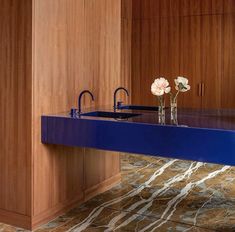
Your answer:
(173, 90), (180, 102)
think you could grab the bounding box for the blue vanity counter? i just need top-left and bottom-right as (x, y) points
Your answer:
(42, 107), (235, 166)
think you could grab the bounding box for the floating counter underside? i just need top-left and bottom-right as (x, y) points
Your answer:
(42, 109), (235, 166)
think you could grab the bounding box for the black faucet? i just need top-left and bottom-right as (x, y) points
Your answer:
(113, 87), (129, 110)
(78, 90), (94, 115)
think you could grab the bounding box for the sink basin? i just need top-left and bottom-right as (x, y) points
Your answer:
(118, 105), (158, 111)
(81, 111), (141, 119)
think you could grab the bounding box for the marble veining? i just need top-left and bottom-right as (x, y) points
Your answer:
(1, 154), (235, 232)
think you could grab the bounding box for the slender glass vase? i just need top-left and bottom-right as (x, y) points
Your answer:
(157, 96), (165, 124)
(170, 95), (178, 125)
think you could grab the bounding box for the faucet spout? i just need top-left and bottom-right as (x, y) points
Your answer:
(113, 87), (129, 110)
(78, 90), (94, 115)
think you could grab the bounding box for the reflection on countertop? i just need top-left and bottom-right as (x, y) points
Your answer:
(48, 106), (235, 131)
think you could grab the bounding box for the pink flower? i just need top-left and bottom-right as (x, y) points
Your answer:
(151, 77), (171, 96)
(175, 76), (190, 92)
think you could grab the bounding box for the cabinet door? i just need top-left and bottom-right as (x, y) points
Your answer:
(131, 19), (161, 105)
(201, 15), (222, 109)
(222, 14), (235, 108)
(179, 15), (202, 108)
(159, 16), (180, 106)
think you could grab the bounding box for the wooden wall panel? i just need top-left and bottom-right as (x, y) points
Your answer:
(121, 18), (132, 100)
(180, 0), (224, 16)
(84, 149), (120, 195)
(179, 16), (202, 108)
(82, 0), (121, 195)
(121, 0), (132, 103)
(224, 0), (235, 13)
(131, 19), (160, 105)
(122, 0), (132, 19)
(130, 0), (235, 109)
(0, 0), (32, 217)
(159, 16), (180, 89)
(0, 0), (122, 229)
(180, 15), (222, 109)
(160, 0), (180, 17)
(33, 0), (85, 217)
(141, 0), (160, 19)
(201, 15), (222, 109)
(180, 0), (202, 16)
(222, 14), (235, 108)
(32, 0), (122, 226)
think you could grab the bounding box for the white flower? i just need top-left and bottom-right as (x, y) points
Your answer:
(175, 76), (190, 92)
(151, 77), (171, 96)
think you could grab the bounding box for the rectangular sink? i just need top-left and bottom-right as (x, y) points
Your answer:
(118, 105), (158, 111)
(81, 111), (141, 119)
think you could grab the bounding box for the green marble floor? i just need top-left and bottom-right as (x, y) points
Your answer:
(1, 154), (235, 232)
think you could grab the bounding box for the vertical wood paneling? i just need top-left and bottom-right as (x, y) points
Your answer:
(121, 0), (132, 103)
(82, 0), (121, 194)
(0, 0), (32, 216)
(181, 0), (224, 16)
(201, 15), (222, 109)
(222, 14), (235, 108)
(131, 19), (141, 104)
(33, 0), (85, 216)
(131, 18), (160, 105)
(179, 16), (202, 108)
(129, 0), (234, 109)
(1, 1), (122, 228)
(224, 0), (235, 13)
(180, 0), (201, 16)
(33, 0), (122, 223)
(159, 16), (180, 80)
(211, 0), (224, 14)
(160, 0), (180, 17)
(122, 0), (132, 19)
(159, 15), (180, 106)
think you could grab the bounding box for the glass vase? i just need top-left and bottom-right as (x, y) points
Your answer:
(170, 95), (178, 125)
(158, 96), (165, 124)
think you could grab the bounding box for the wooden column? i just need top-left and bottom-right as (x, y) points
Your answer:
(0, 0), (123, 229)
(0, 0), (32, 228)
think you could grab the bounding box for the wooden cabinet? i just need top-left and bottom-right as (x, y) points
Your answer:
(179, 14), (223, 109)
(160, 16), (180, 107)
(222, 13), (235, 108)
(130, 0), (235, 109)
(201, 15), (222, 109)
(179, 16), (202, 108)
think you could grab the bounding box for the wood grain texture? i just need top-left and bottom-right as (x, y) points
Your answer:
(84, 173), (121, 202)
(0, 0), (32, 216)
(0, 209), (31, 230)
(179, 16), (202, 108)
(159, 15), (180, 106)
(0, 0), (122, 229)
(32, 0), (122, 223)
(121, 18), (132, 103)
(121, 0), (132, 103)
(224, 0), (235, 14)
(129, 0), (234, 109)
(131, 19), (160, 105)
(33, 0), (85, 216)
(222, 14), (235, 108)
(201, 15), (222, 109)
(80, 0), (121, 196)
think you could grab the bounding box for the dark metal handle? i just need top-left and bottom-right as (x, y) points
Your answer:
(198, 83), (202, 96)
(201, 83), (205, 97)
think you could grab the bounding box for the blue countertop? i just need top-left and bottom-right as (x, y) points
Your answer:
(42, 106), (235, 166)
